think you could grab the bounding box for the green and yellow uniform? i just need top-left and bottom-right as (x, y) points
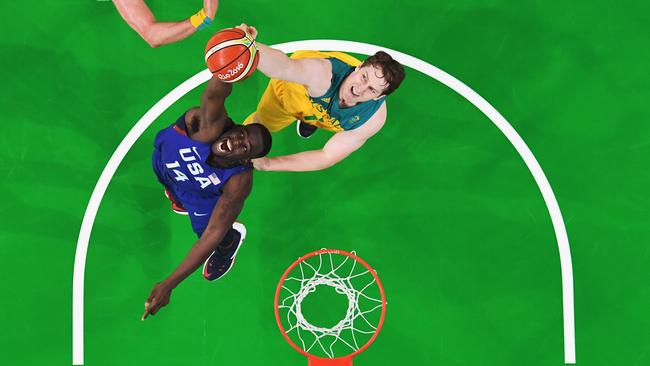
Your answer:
(244, 51), (385, 133)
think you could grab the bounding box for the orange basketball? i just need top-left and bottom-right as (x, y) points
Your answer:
(205, 28), (259, 83)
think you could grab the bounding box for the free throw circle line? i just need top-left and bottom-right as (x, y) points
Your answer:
(72, 40), (575, 364)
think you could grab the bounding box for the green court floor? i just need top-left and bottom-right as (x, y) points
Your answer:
(1, 1), (649, 365)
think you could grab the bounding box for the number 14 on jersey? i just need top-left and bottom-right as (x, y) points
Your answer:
(165, 147), (221, 189)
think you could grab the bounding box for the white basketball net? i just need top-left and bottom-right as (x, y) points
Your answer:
(277, 251), (384, 358)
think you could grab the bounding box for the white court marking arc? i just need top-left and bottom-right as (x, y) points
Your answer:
(72, 40), (576, 364)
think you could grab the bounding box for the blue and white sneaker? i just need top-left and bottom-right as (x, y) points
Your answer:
(202, 222), (247, 281)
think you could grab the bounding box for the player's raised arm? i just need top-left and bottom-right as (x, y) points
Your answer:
(254, 103), (387, 172)
(200, 75), (233, 125)
(113, 0), (218, 48)
(235, 24), (331, 96)
(141, 171), (252, 320)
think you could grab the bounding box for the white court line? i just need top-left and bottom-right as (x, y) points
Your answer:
(72, 40), (575, 364)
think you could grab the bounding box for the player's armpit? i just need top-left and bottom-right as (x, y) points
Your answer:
(291, 58), (333, 96)
(354, 101), (387, 139)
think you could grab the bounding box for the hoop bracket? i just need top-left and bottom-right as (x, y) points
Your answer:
(308, 355), (353, 366)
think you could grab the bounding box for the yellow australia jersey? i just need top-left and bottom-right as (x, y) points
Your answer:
(272, 51), (385, 132)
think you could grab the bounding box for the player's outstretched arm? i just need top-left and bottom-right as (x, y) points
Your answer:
(201, 75), (233, 124)
(254, 103), (387, 172)
(113, 0), (218, 48)
(235, 24), (331, 96)
(141, 171), (252, 320)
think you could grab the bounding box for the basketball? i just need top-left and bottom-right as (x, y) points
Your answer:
(205, 28), (259, 83)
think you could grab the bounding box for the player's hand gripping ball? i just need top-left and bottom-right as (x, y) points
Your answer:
(205, 28), (259, 82)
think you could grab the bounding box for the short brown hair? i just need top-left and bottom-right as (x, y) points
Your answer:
(361, 51), (405, 96)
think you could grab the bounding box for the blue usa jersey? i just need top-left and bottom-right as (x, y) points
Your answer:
(152, 114), (250, 235)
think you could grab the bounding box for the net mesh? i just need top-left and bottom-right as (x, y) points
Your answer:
(277, 251), (384, 359)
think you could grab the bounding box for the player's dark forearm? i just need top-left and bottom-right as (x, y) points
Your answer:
(161, 198), (245, 289)
(203, 76), (233, 100)
(161, 232), (225, 289)
(161, 216), (236, 289)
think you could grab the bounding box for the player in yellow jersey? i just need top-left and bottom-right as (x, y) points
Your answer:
(237, 24), (406, 172)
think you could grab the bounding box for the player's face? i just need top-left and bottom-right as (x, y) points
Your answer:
(208, 125), (265, 167)
(339, 65), (388, 107)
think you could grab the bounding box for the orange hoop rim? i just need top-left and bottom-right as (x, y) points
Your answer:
(273, 249), (387, 362)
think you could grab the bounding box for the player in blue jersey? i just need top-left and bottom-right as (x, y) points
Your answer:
(142, 75), (272, 320)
